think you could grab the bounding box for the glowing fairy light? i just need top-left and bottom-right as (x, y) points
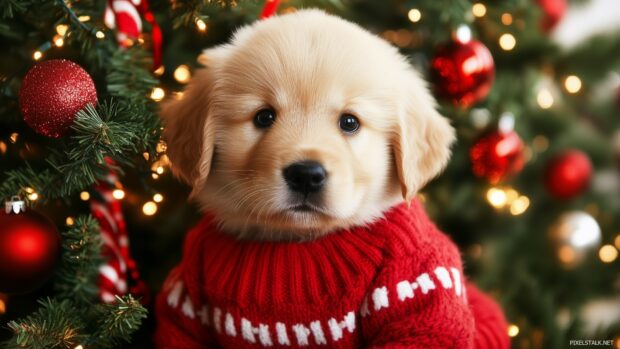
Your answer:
(472, 3), (487, 17)
(564, 75), (582, 94)
(112, 189), (125, 200)
(80, 191), (90, 201)
(537, 88), (554, 109)
(499, 33), (516, 51)
(150, 87), (165, 101)
(174, 65), (191, 84)
(599, 245), (618, 263)
(142, 201), (158, 216)
(407, 9), (422, 23)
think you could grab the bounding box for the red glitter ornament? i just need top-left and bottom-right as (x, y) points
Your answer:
(19, 59), (97, 138)
(470, 129), (524, 183)
(431, 39), (495, 108)
(537, 0), (567, 32)
(0, 198), (61, 294)
(545, 150), (592, 200)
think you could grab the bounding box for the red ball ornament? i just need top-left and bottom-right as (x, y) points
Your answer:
(545, 150), (592, 200)
(0, 198), (61, 294)
(470, 129), (524, 183)
(431, 39), (495, 108)
(537, 0), (567, 32)
(19, 59), (97, 138)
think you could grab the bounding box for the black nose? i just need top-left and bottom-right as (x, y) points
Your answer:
(283, 161), (327, 194)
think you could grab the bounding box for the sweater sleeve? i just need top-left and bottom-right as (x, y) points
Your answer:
(360, 236), (475, 348)
(154, 225), (219, 348)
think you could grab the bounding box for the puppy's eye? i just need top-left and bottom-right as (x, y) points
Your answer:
(339, 114), (360, 133)
(253, 108), (276, 128)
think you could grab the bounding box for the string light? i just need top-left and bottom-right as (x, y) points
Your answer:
(155, 166), (164, 175)
(564, 75), (582, 94)
(156, 140), (167, 153)
(33, 50), (43, 60)
(558, 245), (576, 264)
(499, 33), (516, 51)
(195, 18), (207, 32)
(154, 66), (165, 76)
(152, 173), (160, 180)
(78, 15), (91, 22)
(615, 235), (620, 249)
(112, 189), (125, 200)
(0, 141), (6, 154)
(153, 193), (164, 203)
(80, 191), (90, 201)
(174, 65), (191, 84)
(24, 187), (38, 201)
(505, 188), (519, 203)
(509, 196), (530, 215)
(10, 133), (19, 143)
(487, 187), (508, 208)
(407, 9), (422, 23)
(537, 88), (554, 109)
(501, 13), (513, 25)
(95, 31), (105, 39)
(507, 324), (520, 337)
(472, 3), (487, 17)
(599, 245), (618, 263)
(54, 35), (64, 47)
(56, 24), (69, 36)
(66, 217), (75, 226)
(142, 201), (158, 216)
(0, 298), (5, 314)
(150, 87), (165, 102)
(75, 345), (84, 349)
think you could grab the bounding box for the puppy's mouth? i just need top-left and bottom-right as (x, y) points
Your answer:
(285, 202), (328, 216)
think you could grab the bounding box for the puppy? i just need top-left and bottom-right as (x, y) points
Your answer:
(156, 10), (509, 349)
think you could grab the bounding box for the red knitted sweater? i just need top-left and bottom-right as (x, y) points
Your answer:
(155, 201), (510, 349)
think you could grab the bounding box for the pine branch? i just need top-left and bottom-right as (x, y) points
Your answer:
(55, 0), (97, 36)
(55, 216), (103, 305)
(91, 295), (148, 347)
(0, 100), (160, 201)
(0, 0), (33, 18)
(168, 0), (239, 28)
(4, 299), (87, 349)
(106, 47), (159, 100)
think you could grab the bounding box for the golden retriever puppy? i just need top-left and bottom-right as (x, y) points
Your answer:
(156, 9), (509, 349)
(163, 10), (454, 240)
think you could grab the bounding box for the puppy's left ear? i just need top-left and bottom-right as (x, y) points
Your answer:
(392, 69), (456, 202)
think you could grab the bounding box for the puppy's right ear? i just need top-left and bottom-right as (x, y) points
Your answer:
(161, 46), (229, 197)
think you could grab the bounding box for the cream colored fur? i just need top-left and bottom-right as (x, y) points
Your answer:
(161, 9), (455, 240)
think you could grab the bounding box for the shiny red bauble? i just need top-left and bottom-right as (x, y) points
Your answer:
(537, 0), (567, 32)
(470, 129), (524, 183)
(431, 39), (495, 108)
(545, 150), (592, 200)
(19, 59), (97, 138)
(0, 208), (61, 294)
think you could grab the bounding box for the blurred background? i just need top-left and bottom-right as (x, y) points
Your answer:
(0, 0), (619, 348)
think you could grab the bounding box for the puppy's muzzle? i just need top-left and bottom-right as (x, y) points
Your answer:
(283, 160), (327, 195)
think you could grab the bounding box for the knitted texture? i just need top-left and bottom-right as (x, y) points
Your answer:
(154, 201), (510, 348)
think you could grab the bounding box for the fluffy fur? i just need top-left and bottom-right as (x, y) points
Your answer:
(162, 9), (455, 240)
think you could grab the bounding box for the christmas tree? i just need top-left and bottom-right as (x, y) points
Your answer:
(1, 0), (619, 348)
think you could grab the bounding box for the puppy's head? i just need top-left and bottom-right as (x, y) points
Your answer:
(162, 10), (455, 239)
